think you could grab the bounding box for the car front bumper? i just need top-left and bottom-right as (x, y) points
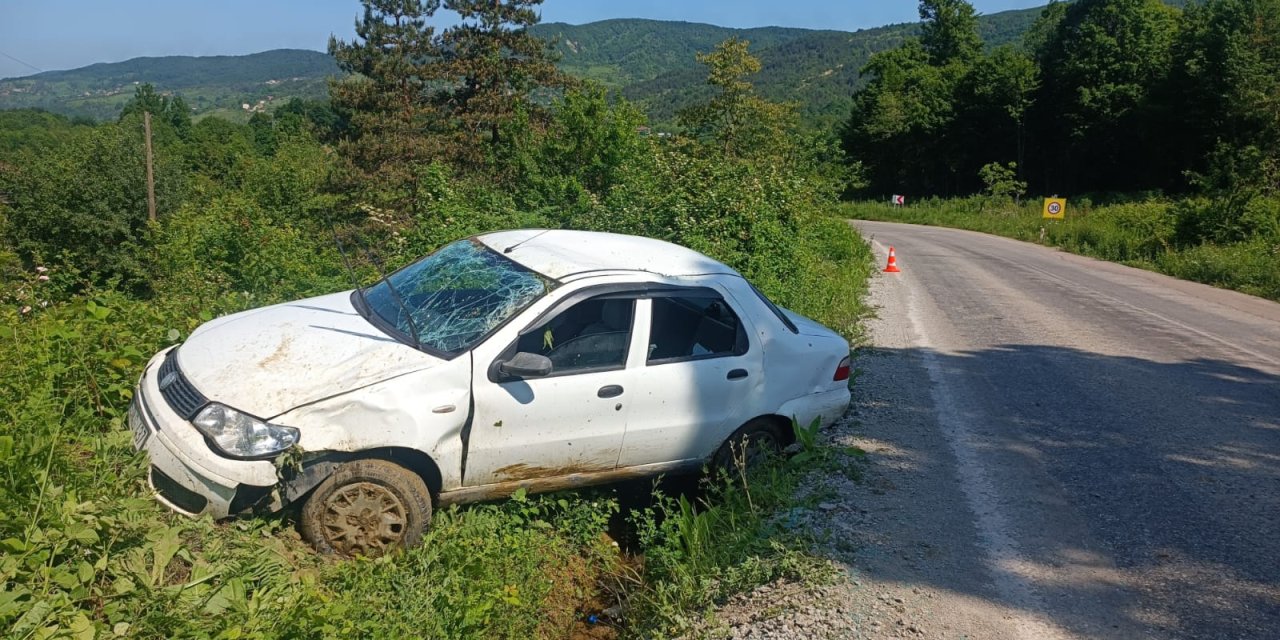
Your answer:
(131, 348), (280, 519)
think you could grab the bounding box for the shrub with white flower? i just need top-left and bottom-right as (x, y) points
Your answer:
(7, 265), (53, 316)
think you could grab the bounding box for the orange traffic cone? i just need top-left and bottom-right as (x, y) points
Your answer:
(883, 246), (901, 273)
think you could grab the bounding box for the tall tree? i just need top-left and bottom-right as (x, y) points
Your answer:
(1028, 0), (1180, 192)
(438, 0), (566, 169)
(328, 0), (445, 215)
(1166, 0), (1280, 196)
(841, 41), (956, 195)
(842, 1), (982, 195)
(677, 38), (799, 161)
(920, 0), (984, 65)
(954, 46), (1039, 178)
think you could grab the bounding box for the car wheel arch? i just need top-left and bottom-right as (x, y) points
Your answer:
(282, 447), (444, 506)
(710, 415), (793, 473)
(737, 414), (795, 448)
(298, 458), (433, 557)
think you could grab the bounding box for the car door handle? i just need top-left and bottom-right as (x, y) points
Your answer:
(597, 385), (624, 398)
(727, 369), (749, 380)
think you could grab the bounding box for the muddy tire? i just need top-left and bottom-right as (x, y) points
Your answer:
(712, 418), (784, 475)
(299, 459), (432, 558)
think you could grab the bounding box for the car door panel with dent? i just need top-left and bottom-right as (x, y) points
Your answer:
(464, 295), (640, 487)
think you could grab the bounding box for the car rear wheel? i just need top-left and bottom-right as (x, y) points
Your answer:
(713, 418), (784, 475)
(299, 459), (432, 558)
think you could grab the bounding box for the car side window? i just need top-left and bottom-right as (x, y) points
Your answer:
(513, 297), (635, 375)
(647, 296), (747, 364)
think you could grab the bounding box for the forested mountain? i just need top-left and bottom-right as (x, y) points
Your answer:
(528, 19), (822, 86)
(0, 49), (337, 121)
(532, 6), (1046, 126)
(1, 8), (1045, 125)
(0, 3), (1182, 126)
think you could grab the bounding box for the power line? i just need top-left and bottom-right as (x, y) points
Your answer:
(0, 49), (45, 74)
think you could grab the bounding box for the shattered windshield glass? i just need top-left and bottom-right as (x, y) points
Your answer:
(362, 239), (553, 354)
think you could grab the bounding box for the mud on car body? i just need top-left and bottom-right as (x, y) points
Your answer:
(130, 230), (852, 556)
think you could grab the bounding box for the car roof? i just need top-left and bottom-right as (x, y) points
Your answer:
(477, 229), (741, 280)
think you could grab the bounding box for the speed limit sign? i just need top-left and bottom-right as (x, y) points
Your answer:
(1043, 197), (1066, 219)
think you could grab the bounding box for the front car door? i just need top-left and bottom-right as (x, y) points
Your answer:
(464, 291), (644, 486)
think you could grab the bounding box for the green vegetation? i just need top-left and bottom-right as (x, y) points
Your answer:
(0, 1), (873, 637)
(842, 0), (1278, 198)
(844, 0), (1280, 302)
(6, 0), (1274, 635)
(538, 8), (1046, 128)
(846, 197), (1280, 301)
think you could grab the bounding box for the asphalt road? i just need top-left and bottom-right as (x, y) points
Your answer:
(846, 221), (1280, 640)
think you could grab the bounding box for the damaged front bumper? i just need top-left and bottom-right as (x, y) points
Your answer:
(130, 348), (280, 519)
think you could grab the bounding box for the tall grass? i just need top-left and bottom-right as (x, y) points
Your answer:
(0, 211), (872, 638)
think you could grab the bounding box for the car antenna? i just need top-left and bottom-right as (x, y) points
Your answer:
(330, 223), (423, 350)
(504, 229), (551, 254)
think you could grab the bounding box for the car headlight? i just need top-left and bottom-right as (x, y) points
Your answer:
(192, 403), (299, 459)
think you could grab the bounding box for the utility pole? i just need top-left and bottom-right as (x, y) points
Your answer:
(143, 111), (156, 223)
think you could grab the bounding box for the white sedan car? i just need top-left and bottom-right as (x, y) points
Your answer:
(130, 230), (851, 556)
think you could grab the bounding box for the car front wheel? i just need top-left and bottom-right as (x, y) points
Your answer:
(299, 459), (432, 558)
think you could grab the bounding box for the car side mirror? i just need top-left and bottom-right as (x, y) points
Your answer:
(498, 352), (553, 378)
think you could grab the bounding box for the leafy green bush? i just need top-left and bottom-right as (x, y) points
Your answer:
(154, 193), (347, 301)
(1157, 237), (1280, 301)
(1050, 200), (1175, 262)
(0, 123), (187, 289)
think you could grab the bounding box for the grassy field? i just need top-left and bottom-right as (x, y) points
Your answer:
(0, 215), (874, 639)
(843, 197), (1280, 302)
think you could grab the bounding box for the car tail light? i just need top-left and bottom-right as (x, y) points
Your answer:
(833, 355), (851, 381)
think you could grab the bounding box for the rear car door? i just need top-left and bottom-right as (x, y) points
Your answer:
(617, 288), (762, 467)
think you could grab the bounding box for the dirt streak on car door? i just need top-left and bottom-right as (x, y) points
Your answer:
(465, 370), (633, 484)
(462, 301), (645, 487)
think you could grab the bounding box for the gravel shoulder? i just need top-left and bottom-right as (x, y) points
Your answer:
(716, 239), (1047, 640)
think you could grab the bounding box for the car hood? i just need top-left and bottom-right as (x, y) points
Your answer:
(176, 291), (443, 419)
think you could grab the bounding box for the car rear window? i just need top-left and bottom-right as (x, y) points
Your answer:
(748, 283), (798, 333)
(648, 296), (747, 363)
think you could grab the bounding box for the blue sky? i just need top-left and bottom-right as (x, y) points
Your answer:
(0, 0), (1048, 79)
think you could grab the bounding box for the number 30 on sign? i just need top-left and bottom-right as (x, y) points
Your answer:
(1042, 197), (1066, 220)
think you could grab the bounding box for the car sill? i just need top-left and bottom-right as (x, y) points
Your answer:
(437, 459), (702, 506)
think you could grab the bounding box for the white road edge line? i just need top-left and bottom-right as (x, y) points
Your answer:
(871, 239), (1074, 640)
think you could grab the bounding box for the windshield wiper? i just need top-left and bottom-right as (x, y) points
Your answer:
(366, 248), (423, 351)
(331, 224), (423, 350)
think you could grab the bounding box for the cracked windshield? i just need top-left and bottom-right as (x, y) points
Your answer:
(363, 239), (551, 353)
